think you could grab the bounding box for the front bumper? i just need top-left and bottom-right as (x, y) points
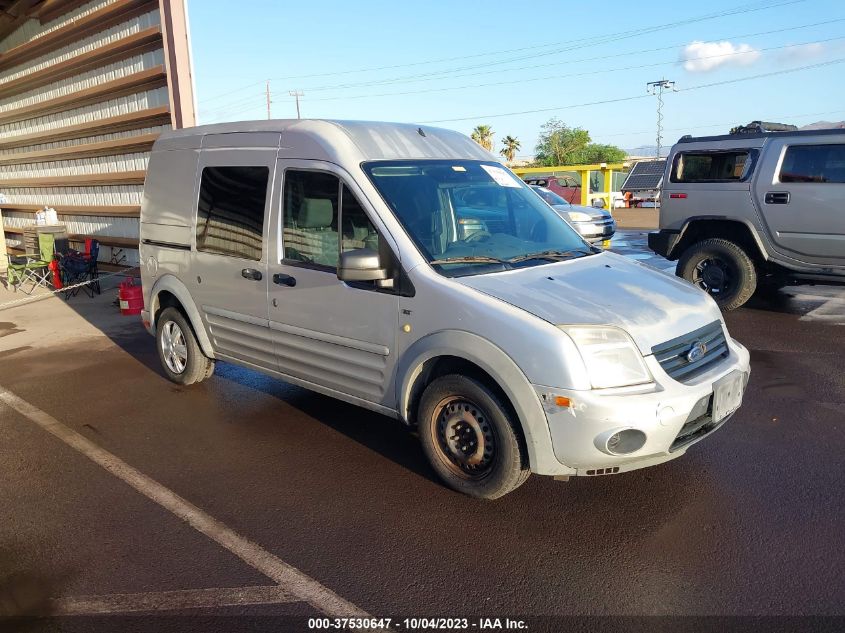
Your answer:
(573, 218), (616, 242)
(533, 337), (750, 476)
(648, 229), (680, 258)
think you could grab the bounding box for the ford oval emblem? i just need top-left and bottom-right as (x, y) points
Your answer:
(686, 340), (708, 363)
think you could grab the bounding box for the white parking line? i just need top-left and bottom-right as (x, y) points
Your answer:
(0, 386), (369, 619)
(48, 585), (294, 616)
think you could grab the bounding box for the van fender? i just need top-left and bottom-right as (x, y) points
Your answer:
(397, 330), (570, 476)
(149, 274), (215, 358)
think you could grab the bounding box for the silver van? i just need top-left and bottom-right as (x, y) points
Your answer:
(649, 128), (845, 310)
(140, 120), (750, 499)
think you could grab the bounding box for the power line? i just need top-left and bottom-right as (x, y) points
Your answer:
(296, 35), (845, 103)
(419, 57), (845, 124)
(198, 0), (803, 104)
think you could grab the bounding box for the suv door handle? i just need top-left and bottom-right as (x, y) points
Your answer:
(765, 191), (790, 204)
(241, 268), (263, 281)
(272, 273), (296, 287)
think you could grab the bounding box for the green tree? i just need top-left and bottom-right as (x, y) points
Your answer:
(499, 135), (521, 163)
(534, 118), (590, 166)
(471, 124), (495, 151)
(533, 117), (627, 166)
(568, 143), (628, 165)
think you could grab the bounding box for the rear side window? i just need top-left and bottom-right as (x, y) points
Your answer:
(196, 166), (269, 260)
(779, 144), (845, 183)
(671, 151), (752, 183)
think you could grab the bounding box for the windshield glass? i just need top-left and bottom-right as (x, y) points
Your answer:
(530, 185), (569, 207)
(363, 160), (591, 277)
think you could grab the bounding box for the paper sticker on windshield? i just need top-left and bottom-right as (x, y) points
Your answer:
(480, 164), (521, 188)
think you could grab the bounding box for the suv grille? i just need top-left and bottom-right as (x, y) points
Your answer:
(652, 321), (729, 383)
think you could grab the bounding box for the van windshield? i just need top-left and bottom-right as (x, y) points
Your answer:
(363, 160), (592, 277)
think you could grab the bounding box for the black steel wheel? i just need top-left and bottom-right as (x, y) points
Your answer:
(677, 238), (757, 311)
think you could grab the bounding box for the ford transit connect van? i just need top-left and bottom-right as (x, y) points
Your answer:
(140, 120), (750, 499)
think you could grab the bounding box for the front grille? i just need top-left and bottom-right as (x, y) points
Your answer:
(652, 321), (729, 383)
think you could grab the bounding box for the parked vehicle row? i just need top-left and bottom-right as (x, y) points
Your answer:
(141, 120), (749, 499)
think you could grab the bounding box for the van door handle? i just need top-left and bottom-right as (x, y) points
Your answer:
(241, 268), (263, 281)
(272, 273), (296, 287)
(765, 191), (790, 204)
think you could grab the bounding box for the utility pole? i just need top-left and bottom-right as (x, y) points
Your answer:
(646, 79), (676, 158)
(289, 90), (303, 119)
(265, 80), (272, 120)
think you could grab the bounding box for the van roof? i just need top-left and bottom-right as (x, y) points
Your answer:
(154, 119), (495, 163)
(676, 127), (844, 144)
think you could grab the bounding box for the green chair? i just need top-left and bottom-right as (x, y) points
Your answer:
(7, 233), (55, 295)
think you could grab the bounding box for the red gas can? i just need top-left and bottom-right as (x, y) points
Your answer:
(118, 278), (144, 316)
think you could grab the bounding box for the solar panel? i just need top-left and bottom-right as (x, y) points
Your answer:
(622, 159), (666, 192)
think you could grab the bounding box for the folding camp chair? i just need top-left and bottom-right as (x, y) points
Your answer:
(6, 233), (55, 295)
(59, 239), (101, 298)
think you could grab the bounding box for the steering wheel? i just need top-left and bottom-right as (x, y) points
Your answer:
(464, 230), (492, 243)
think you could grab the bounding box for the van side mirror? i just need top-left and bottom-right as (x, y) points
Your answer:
(337, 248), (389, 282)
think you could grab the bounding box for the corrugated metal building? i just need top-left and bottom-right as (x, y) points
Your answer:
(0, 0), (195, 271)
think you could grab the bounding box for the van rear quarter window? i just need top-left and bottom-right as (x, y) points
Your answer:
(779, 144), (845, 183)
(671, 151), (753, 183)
(196, 166), (269, 260)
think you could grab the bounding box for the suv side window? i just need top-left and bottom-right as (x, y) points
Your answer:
(779, 144), (845, 183)
(196, 166), (269, 260)
(283, 170), (340, 269)
(672, 151), (752, 183)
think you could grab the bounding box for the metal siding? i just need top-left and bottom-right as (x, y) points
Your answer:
(1, 1), (191, 267)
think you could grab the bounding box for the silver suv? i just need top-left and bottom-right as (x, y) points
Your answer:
(649, 128), (845, 310)
(140, 120), (749, 499)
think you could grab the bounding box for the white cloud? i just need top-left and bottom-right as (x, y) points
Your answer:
(681, 40), (761, 73)
(777, 43), (825, 63)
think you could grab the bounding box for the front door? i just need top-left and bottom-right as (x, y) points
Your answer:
(190, 149), (277, 370)
(267, 160), (400, 406)
(754, 138), (845, 268)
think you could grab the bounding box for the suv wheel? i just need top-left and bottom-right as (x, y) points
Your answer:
(418, 375), (530, 499)
(676, 238), (757, 311)
(156, 307), (215, 385)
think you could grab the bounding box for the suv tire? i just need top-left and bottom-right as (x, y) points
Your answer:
(676, 238), (757, 311)
(156, 307), (215, 385)
(418, 375), (530, 499)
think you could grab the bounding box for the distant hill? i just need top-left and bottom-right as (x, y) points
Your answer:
(799, 120), (845, 130)
(625, 145), (659, 158)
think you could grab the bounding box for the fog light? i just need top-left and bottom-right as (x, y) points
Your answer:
(601, 429), (647, 455)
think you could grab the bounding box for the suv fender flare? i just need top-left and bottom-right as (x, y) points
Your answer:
(149, 274), (215, 358)
(675, 215), (769, 261)
(397, 330), (570, 476)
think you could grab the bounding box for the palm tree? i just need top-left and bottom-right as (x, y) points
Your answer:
(499, 135), (521, 163)
(471, 125), (495, 151)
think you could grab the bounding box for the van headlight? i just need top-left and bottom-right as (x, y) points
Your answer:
(559, 326), (653, 389)
(567, 211), (592, 222)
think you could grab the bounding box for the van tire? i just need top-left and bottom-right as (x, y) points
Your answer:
(418, 375), (529, 499)
(156, 307), (214, 385)
(676, 238), (757, 311)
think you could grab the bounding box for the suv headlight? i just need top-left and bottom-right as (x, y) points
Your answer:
(567, 211), (592, 222)
(559, 326), (653, 389)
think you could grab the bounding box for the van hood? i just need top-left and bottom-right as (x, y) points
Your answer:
(456, 251), (723, 354)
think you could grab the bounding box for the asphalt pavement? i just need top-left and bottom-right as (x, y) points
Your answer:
(0, 231), (843, 632)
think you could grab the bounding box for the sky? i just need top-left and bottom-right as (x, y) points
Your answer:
(187, 0), (845, 158)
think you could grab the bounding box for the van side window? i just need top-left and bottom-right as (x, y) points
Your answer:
(672, 151), (751, 183)
(196, 166), (269, 261)
(341, 184), (380, 253)
(780, 144), (845, 183)
(283, 170), (340, 268)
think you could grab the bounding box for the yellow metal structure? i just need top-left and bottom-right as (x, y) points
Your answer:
(512, 163), (627, 207)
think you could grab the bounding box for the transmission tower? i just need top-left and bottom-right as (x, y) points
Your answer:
(647, 79), (676, 158)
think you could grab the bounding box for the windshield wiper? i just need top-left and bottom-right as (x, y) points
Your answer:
(429, 256), (511, 266)
(507, 249), (593, 263)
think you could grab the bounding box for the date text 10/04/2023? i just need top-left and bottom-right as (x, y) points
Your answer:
(307, 617), (529, 630)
